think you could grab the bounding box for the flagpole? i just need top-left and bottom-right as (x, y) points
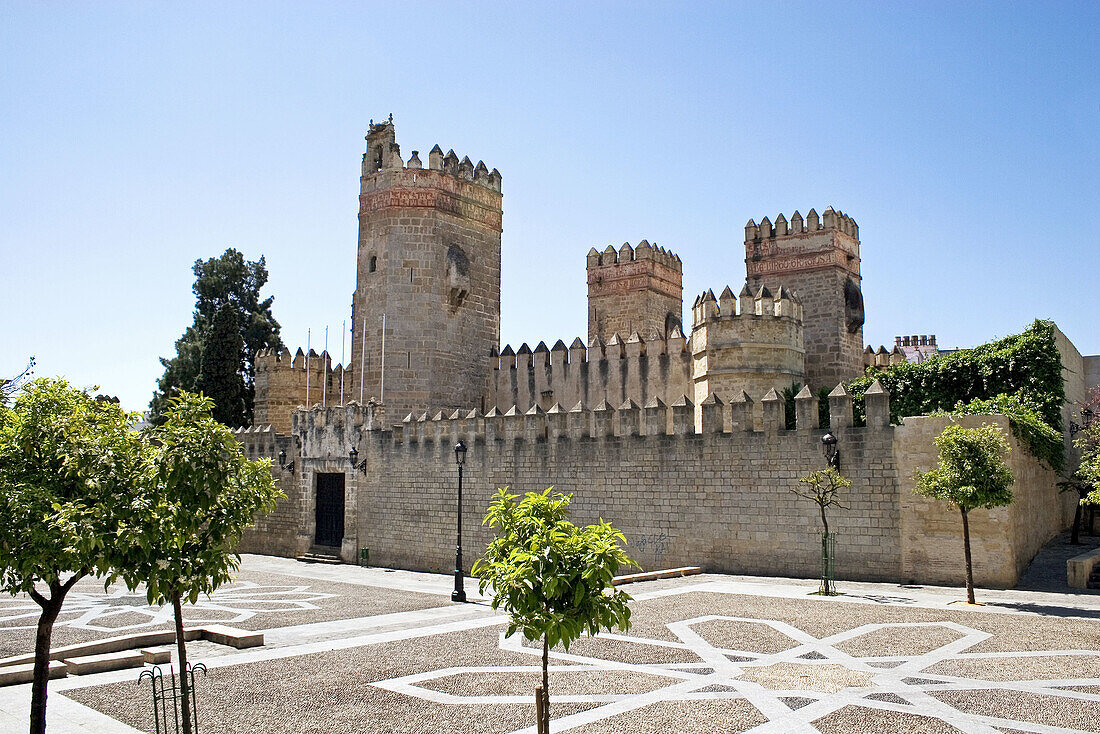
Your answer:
(340, 318), (346, 406)
(305, 328), (311, 407)
(322, 326), (329, 407)
(380, 313), (386, 405)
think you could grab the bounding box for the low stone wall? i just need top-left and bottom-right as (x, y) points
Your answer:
(895, 414), (1072, 587)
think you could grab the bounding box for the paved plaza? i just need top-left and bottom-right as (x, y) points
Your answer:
(1, 553), (1099, 733)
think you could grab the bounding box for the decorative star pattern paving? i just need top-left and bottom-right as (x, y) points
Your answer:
(373, 614), (1100, 734)
(0, 582), (337, 633)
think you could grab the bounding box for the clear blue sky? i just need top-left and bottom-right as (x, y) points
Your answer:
(2, 1), (1097, 411)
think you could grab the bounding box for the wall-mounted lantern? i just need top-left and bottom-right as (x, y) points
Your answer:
(821, 432), (840, 471)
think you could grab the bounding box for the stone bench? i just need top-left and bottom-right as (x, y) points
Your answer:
(1067, 548), (1100, 589)
(0, 661), (67, 686)
(62, 651), (145, 676)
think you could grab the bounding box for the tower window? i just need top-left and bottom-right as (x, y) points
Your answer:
(369, 255), (377, 273)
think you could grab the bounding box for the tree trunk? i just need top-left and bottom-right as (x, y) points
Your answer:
(28, 573), (84, 734)
(541, 635), (550, 734)
(1071, 499), (1082, 545)
(961, 508), (976, 605)
(29, 585), (63, 734)
(172, 592), (193, 734)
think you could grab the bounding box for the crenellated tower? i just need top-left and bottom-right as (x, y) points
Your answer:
(587, 240), (683, 343)
(352, 118), (503, 421)
(690, 284), (805, 407)
(744, 207), (864, 389)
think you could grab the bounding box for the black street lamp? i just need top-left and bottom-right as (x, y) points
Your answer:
(1070, 408), (1095, 437)
(452, 441), (468, 603)
(277, 449), (294, 473)
(821, 432), (840, 471)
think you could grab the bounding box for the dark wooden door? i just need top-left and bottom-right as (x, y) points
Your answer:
(315, 473), (345, 548)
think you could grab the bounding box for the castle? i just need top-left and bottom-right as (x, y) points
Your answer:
(235, 120), (1089, 588)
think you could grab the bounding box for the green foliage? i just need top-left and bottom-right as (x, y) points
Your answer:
(793, 468), (851, 516)
(1076, 399), (1100, 506)
(846, 321), (1064, 465)
(0, 378), (145, 734)
(0, 378), (144, 593)
(846, 320), (1064, 429)
(472, 488), (637, 650)
(151, 249), (283, 425)
(780, 383), (832, 429)
(118, 391), (282, 605)
(197, 305), (247, 427)
(947, 393), (1064, 473)
(782, 383), (800, 430)
(915, 423), (1014, 511)
(817, 386), (832, 429)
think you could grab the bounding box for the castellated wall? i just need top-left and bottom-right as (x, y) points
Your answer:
(486, 331), (691, 418)
(232, 426), (301, 557)
(587, 241), (683, 343)
(253, 348), (357, 435)
(237, 387), (1069, 589)
(690, 284), (805, 412)
(745, 208), (865, 390)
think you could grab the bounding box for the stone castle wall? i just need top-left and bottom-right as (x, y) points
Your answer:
(486, 333), (692, 417)
(233, 426), (301, 557)
(238, 389), (1069, 589)
(254, 349), (356, 435)
(587, 241), (683, 343)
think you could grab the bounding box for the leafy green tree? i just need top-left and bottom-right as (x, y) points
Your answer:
(915, 423), (1014, 604)
(151, 248), (282, 425)
(792, 467), (851, 595)
(196, 305), (246, 426)
(117, 392), (281, 734)
(0, 378), (144, 734)
(472, 488), (636, 734)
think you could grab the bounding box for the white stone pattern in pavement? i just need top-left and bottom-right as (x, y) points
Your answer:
(372, 615), (1100, 734)
(0, 582), (337, 633)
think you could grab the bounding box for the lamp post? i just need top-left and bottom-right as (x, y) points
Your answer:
(821, 432), (840, 471)
(452, 440), (468, 603)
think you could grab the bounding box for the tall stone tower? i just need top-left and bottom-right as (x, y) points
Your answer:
(351, 119), (503, 421)
(744, 208), (864, 389)
(587, 240), (683, 343)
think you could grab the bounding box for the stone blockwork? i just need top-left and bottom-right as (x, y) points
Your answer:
(587, 241), (683, 343)
(233, 426), (301, 557)
(745, 208), (864, 389)
(486, 332), (691, 416)
(254, 348), (355, 435)
(690, 284), (805, 409)
(351, 120), (502, 424)
(894, 414), (1076, 587)
(239, 386), (1069, 588)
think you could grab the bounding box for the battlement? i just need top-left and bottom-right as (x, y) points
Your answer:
(689, 283), (806, 409)
(690, 283), (803, 327)
(362, 117), (501, 193)
(395, 378), (889, 445)
(585, 240), (682, 271)
(488, 330), (692, 415)
(895, 334), (937, 348)
(254, 347), (360, 435)
(744, 207), (858, 242)
(587, 241), (684, 343)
